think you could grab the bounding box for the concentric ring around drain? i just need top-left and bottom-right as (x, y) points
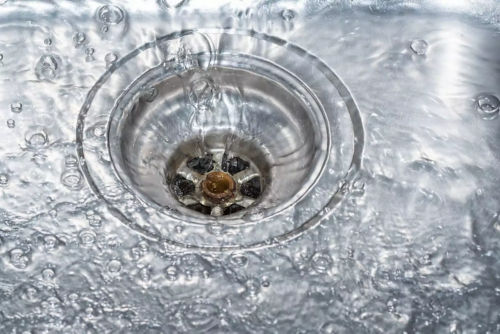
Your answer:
(76, 28), (364, 251)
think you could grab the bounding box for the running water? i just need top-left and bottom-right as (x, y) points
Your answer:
(0, 0), (500, 332)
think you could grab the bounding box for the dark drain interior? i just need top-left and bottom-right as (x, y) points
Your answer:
(168, 144), (265, 217)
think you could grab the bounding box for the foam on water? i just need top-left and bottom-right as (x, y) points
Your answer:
(0, 0), (500, 332)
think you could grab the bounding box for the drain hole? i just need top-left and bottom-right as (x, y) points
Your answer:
(240, 177), (262, 199)
(171, 174), (195, 197)
(186, 154), (214, 174)
(223, 204), (245, 215)
(187, 203), (212, 215)
(221, 154), (250, 175)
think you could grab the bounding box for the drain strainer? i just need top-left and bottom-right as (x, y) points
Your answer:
(77, 29), (364, 250)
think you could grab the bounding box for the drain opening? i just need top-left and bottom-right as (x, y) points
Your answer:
(168, 144), (265, 217)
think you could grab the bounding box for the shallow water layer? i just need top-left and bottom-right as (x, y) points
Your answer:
(0, 0), (500, 333)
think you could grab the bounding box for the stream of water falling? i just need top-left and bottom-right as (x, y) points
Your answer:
(1, 0), (500, 333)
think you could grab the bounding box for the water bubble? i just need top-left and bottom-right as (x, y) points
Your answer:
(9, 248), (30, 269)
(281, 9), (296, 21)
(229, 254), (248, 267)
(139, 267), (151, 281)
(42, 268), (55, 280)
(410, 39), (428, 56)
(6, 119), (15, 128)
(43, 235), (57, 251)
(107, 259), (122, 273)
(96, 5), (125, 25)
(86, 210), (102, 227)
(79, 229), (96, 246)
(10, 102), (22, 113)
(73, 32), (86, 46)
(206, 223), (226, 236)
(183, 303), (219, 331)
(35, 54), (60, 81)
(160, 0), (187, 9)
(25, 128), (48, 148)
(311, 252), (333, 274)
(0, 173), (9, 186)
(44, 38), (52, 46)
(475, 93), (499, 120)
(104, 52), (118, 65)
(85, 48), (95, 62)
(61, 169), (83, 190)
(164, 265), (179, 281)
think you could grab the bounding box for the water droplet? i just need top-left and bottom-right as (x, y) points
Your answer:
(6, 119), (15, 128)
(164, 265), (179, 281)
(104, 52), (118, 65)
(160, 0), (187, 9)
(43, 235), (57, 251)
(42, 267), (55, 280)
(96, 5), (125, 25)
(25, 128), (48, 148)
(410, 39), (428, 56)
(183, 303), (219, 331)
(0, 173), (9, 186)
(107, 259), (122, 273)
(281, 9), (296, 21)
(73, 32), (86, 46)
(9, 248), (30, 269)
(229, 254), (248, 267)
(79, 229), (96, 246)
(311, 252), (333, 274)
(35, 54), (60, 81)
(86, 210), (102, 227)
(61, 169), (83, 190)
(475, 93), (499, 120)
(43, 38), (52, 46)
(10, 102), (22, 113)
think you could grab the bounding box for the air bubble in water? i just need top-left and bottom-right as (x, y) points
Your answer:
(85, 48), (95, 62)
(86, 210), (102, 227)
(281, 9), (296, 21)
(25, 128), (48, 148)
(410, 39), (428, 56)
(79, 229), (96, 246)
(61, 169), (83, 190)
(183, 303), (219, 331)
(96, 5), (125, 25)
(35, 54), (60, 81)
(104, 52), (118, 66)
(42, 268), (55, 280)
(10, 102), (22, 113)
(141, 87), (158, 103)
(229, 254), (248, 267)
(9, 248), (30, 269)
(311, 252), (333, 274)
(164, 265), (179, 281)
(0, 173), (9, 186)
(44, 38), (52, 46)
(7, 119), (15, 128)
(107, 259), (122, 273)
(73, 32), (86, 46)
(475, 93), (499, 120)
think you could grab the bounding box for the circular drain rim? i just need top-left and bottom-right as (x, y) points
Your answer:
(76, 28), (364, 251)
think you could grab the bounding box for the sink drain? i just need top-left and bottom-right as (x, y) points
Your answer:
(77, 29), (364, 250)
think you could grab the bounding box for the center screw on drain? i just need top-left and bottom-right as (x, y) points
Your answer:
(169, 151), (263, 217)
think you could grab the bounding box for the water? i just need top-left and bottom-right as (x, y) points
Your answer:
(1, 0), (500, 332)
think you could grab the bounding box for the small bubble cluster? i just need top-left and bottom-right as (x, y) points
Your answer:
(35, 54), (60, 81)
